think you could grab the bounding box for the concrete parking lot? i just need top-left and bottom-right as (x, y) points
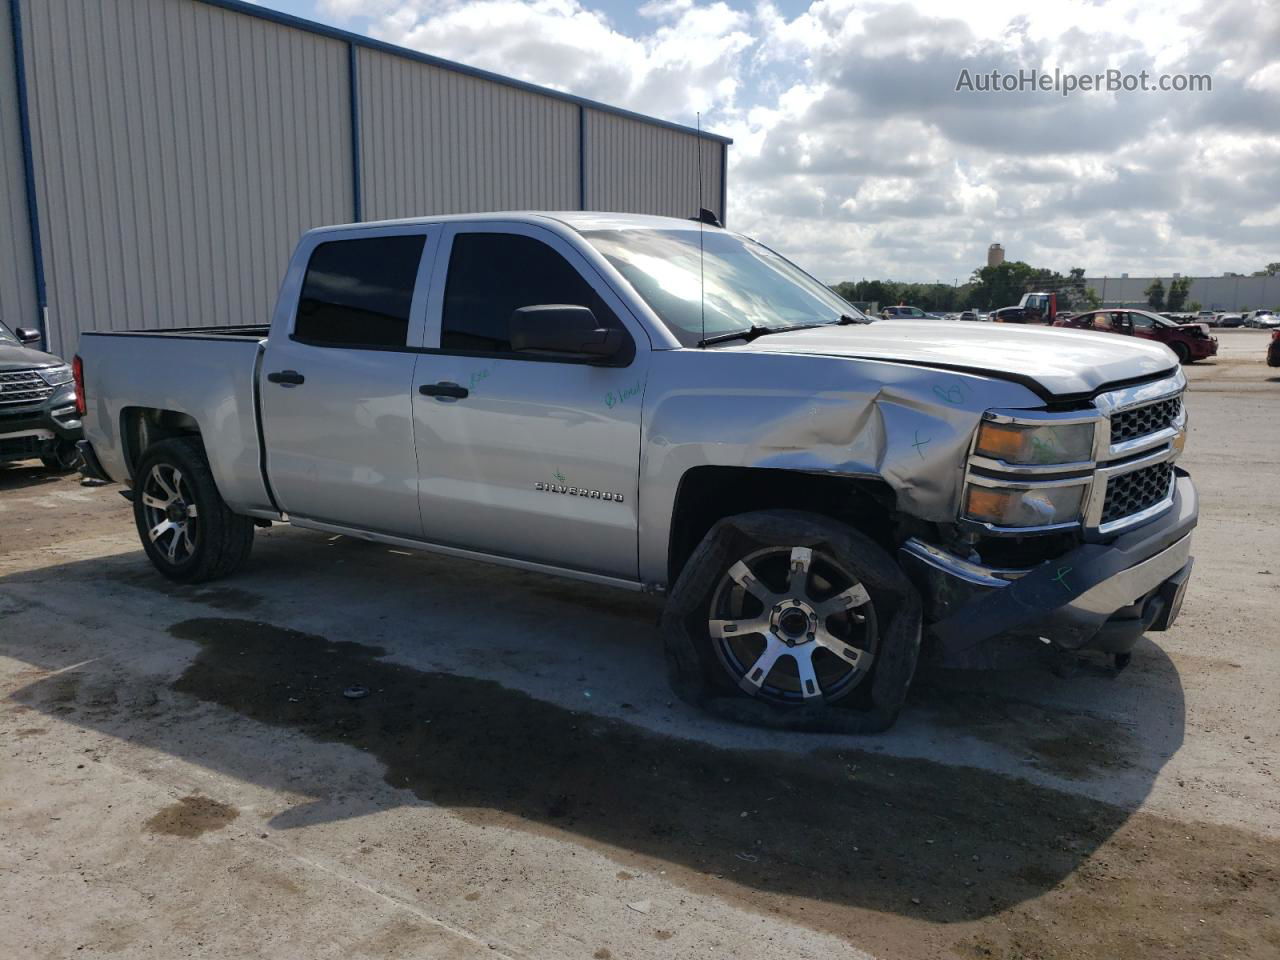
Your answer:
(2, 329), (1277, 960)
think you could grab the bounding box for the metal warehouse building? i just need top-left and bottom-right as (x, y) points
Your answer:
(1, 0), (730, 356)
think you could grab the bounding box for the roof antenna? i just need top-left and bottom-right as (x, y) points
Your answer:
(697, 111), (706, 348)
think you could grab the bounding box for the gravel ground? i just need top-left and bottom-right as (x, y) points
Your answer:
(1, 328), (1277, 959)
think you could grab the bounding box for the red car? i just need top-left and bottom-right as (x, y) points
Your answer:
(1053, 308), (1218, 363)
(1268, 329), (1280, 367)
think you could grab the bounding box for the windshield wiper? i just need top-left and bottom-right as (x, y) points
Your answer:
(837, 313), (871, 325)
(698, 316), (869, 347)
(697, 324), (779, 347)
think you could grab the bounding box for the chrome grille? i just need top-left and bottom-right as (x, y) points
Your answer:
(0, 369), (53, 407)
(1101, 461), (1174, 524)
(1110, 396), (1181, 444)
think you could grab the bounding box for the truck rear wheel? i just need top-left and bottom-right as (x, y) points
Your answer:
(662, 510), (922, 733)
(132, 437), (254, 583)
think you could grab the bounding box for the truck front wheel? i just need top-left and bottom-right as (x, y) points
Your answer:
(132, 437), (254, 583)
(662, 510), (921, 732)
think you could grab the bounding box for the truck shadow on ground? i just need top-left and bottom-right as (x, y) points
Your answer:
(0, 463), (65, 492)
(1, 532), (1195, 938)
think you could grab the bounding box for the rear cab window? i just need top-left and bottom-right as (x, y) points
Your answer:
(293, 235), (427, 348)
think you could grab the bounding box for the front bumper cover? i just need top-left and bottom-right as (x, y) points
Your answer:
(0, 384), (81, 463)
(900, 470), (1198, 667)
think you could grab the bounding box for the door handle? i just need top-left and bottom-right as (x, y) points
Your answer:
(419, 381), (469, 400)
(267, 370), (305, 386)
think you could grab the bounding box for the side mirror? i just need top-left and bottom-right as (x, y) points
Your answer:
(15, 327), (41, 345)
(510, 305), (624, 363)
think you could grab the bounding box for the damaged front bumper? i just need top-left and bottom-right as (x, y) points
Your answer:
(900, 470), (1198, 668)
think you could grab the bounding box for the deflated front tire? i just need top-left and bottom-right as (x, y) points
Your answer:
(661, 509), (922, 733)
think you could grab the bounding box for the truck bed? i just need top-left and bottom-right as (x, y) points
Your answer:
(78, 328), (274, 515)
(81, 324), (270, 341)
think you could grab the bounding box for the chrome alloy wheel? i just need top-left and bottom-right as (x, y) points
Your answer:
(709, 546), (878, 704)
(140, 463), (200, 565)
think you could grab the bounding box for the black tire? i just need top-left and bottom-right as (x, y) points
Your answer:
(661, 510), (922, 733)
(40, 440), (82, 474)
(132, 437), (254, 584)
(1171, 342), (1190, 364)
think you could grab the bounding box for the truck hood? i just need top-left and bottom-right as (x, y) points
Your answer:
(723, 319), (1177, 398)
(0, 343), (63, 369)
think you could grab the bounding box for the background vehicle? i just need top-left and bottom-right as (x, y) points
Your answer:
(1215, 312), (1245, 328)
(880, 305), (929, 319)
(1245, 309), (1279, 329)
(1055, 308), (1218, 363)
(1268, 329), (1280, 367)
(959, 310), (979, 321)
(76, 212), (1198, 731)
(0, 319), (83, 472)
(992, 291), (1056, 324)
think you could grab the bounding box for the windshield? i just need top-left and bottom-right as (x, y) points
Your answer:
(582, 228), (867, 346)
(1132, 309), (1172, 328)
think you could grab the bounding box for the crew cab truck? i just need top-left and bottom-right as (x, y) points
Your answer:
(77, 213), (1198, 731)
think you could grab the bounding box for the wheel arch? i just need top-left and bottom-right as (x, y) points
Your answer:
(666, 466), (898, 588)
(120, 406), (204, 482)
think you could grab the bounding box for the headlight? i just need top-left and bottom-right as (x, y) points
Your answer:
(37, 363), (74, 386)
(964, 484), (1085, 528)
(974, 419), (1094, 465)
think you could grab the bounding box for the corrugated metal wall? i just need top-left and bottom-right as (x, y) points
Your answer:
(5, 0), (728, 356)
(19, 0), (353, 355)
(357, 49), (580, 221)
(584, 109), (724, 222)
(0, 5), (37, 335)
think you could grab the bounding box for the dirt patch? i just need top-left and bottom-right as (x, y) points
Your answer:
(166, 616), (1280, 960)
(910, 677), (1139, 781)
(145, 795), (239, 838)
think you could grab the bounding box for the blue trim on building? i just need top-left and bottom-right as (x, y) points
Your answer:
(8, 0), (47, 346)
(193, 0), (731, 146)
(347, 41), (362, 222)
(577, 105), (586, 210)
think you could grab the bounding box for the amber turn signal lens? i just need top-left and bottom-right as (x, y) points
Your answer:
(973, 422), (1025, 460)
(965, 487), (1011, 521)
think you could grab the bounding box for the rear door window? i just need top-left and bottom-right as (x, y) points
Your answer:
(440, 232), (621, 354)
(294, 235), (426, 348)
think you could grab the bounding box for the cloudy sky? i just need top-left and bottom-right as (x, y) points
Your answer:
(252, 0), (1279, 283)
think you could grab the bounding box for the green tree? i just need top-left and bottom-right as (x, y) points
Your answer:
(1144, 279), (1166, 311)
(968, 261), (1039, 310)
(1251, 262), (1280, 277)
(1166, 276), (1192, 311)
(1188, 300), (1202, 312)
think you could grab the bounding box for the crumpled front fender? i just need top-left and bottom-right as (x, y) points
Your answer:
(637, 349), (1045, 585)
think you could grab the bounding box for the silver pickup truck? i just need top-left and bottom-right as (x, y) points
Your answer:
(76, 212), (1198, 731)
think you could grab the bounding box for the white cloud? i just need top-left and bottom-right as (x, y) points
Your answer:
(335, 0), (1280, 281)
